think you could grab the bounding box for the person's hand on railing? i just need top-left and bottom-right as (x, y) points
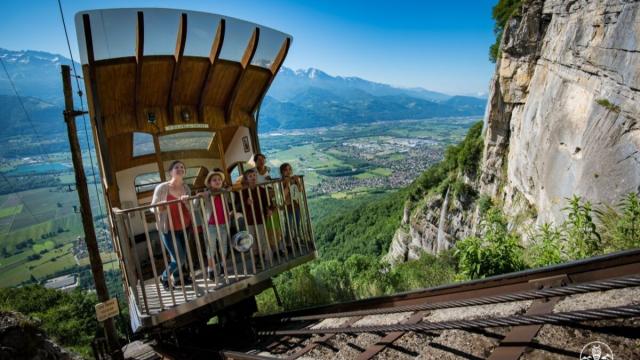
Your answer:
(246, 197), (254, 206)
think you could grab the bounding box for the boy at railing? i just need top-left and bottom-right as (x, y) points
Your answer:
(237, 163), (276, 266)
(199, 169), (231, 280)
(280, 163), (303, 245)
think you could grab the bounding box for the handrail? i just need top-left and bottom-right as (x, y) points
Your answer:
(109, 174), (316, 320)
(113, 176), (304, 215)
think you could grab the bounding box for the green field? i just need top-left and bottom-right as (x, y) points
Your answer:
(0, 166), (105, 288)
(0, 243), (77, 286)
(0, 204), (22, 218)
(267, 144), (351, 187)
(355, 167), (393, 179)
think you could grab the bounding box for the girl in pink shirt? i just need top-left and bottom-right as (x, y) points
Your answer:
(200, 169), (230, 279)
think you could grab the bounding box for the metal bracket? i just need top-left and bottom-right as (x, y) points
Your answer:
(487, 274), (570, 360)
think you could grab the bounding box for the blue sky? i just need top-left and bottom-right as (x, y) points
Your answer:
(0, 0), (497, 95)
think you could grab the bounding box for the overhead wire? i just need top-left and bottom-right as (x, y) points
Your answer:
(0, 57), (47, 225)
(56, 0), (112, 256)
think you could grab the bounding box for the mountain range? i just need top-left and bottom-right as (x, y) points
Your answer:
(0, 48), (487, 133)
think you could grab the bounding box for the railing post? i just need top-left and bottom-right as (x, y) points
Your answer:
(277, 181), (297, 257)
(229, 191), (250, 276)
(300, 177), (315, 251)
(190, 199), (212, 291)
(152, 205), (177, 307)
(141, 217), (164, 311)
(167, 206), (189, 302)
(255, 185), (275, 266)
(200, 199), (227, 285)
(122, 216), (149, 314)
(177, 205), (197, 294)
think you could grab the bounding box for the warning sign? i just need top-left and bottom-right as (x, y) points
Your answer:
(95, 298), (119, 322)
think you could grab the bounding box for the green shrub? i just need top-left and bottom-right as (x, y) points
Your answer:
(489, 0), (523, 62)
(452, 180), (477, 200)
(595, 99), (621, 113)
(527, 223), (565, 267)
(311, 260), (355, 303)
(478, 194), (493, 214)
(597, 193), (640, 251)
(272, 264), (331, 310)
(391, 251), (456, 291)
(564, 195), (601, 259)
(344, 255), (391, 298)
(455, 207), (526, 279)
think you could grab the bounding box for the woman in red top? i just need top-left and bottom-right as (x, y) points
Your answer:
(151, 160), (192, 289)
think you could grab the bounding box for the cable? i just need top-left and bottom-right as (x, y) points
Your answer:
(0, 58), (48, 150)
(0, 58), (54, 226)
(56, 0), (113, 260)
(258, 304), (640, 336)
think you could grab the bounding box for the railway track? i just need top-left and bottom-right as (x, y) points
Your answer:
(142, 249), (640, 359)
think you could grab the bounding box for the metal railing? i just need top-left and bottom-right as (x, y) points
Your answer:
(112, 177), (315, 317)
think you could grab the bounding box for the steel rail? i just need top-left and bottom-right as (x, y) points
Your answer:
(255, 249), (640, 323)
(257, 304), (640, 336)
(273, 274), (640, 322)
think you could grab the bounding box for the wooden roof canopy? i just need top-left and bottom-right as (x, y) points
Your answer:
(74, 8), (291, 180)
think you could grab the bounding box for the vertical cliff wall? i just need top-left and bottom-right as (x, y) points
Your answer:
(386, 0), (640, 263)
(482, 0), (640, 225)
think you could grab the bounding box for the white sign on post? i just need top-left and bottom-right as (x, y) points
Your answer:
(95, 298), (119, 322)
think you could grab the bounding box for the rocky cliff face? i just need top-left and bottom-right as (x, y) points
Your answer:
(0, 311), (80, 360)
(483, 0), (640, 225)
(386, 0), (640, 263)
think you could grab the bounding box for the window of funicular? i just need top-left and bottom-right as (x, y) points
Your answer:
(134, 166), (206, 194)
(158, 131), (215, 152)
(134, 172), (161, 193)
(132, 132), (155, 157)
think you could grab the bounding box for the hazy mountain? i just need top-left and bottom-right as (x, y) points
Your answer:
(259, 88), (486, 131)
(0, 48), (80, 104)
(0, 48), (487, 132)
(442, 96), (487, 114)
(0, 95), (64, 136)
(269, 67), (452, 102)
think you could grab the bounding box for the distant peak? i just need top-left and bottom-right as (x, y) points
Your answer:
(289, 67), (331, 80)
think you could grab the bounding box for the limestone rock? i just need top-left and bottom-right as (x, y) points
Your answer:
(481, 0), (640, 226)
(386, 0), (640, 263)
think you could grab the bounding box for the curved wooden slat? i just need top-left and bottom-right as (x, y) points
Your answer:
(135, 11), (144, 121)
(225, 27), (260, 123)
(253, 37), (291, 113)
(82, 13), (114, 186)
(198, 19), (226, 112)
(167, 13), (188, 124)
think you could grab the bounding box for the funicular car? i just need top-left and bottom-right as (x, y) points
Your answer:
(74, 8), (316, 332)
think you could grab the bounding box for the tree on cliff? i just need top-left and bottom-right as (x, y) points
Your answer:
(490, 0), (523, 62)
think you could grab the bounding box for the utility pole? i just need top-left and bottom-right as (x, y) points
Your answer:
(61, 65), (123, 360)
